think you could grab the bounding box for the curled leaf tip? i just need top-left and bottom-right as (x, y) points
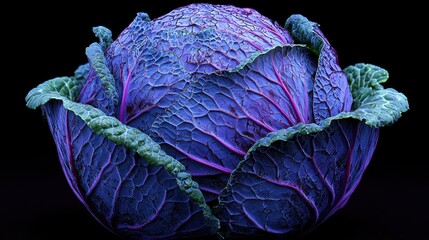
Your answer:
(85, 42), (118, 106)
(344, 63), (409, 127)
(92, 26), (113, 50)
(137, 12), (150, 21)
(285, 14), (323, 53)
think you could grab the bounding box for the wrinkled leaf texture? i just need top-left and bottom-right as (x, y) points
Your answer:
(25, 3), (408, 240)
(75, 3), (353, 212)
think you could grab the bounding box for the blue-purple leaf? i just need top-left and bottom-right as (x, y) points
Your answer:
(150, 45), (317, 202)
(286, 14), (353, 123)
(26, 76), (219, 239)
(216, 119), (379, 237)
(215, 61), (408, 237)
(25, 3), (409, 239)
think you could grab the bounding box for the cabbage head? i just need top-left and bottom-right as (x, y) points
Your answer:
(26, 3), (408, 239)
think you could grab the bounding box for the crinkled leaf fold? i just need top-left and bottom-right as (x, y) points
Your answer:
(285, 14), (353, 123)
(25, 4), (409, 237)
(25, 75), (220, 233)
(215, 63), (408, 237)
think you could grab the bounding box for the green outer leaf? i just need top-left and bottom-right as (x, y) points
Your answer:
(247, 122), (320, 154)
(25, 77), (220, 233)
(343, 63), (409, 126)
(240, 62), (409, 207)
(285, 14), (323, 54)
(225, 44), (306, 73)
(93, 26), (113, 51)
(335, 88), (408, 128)
(74, 63), (90, 82)
(344, 63), (388, 94)
(221, 64), (409, 234)
(247, 109), (376, 155)
(250, 63), (408, 151)
(26, 77), (82, 108)
(85, 42), (119, 106)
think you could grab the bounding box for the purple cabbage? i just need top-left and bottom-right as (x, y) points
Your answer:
(26, 3), (408, 239)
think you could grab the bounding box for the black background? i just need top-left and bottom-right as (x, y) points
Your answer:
(4, 1), (426, 239)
